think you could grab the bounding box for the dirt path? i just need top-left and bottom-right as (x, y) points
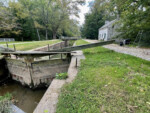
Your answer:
(85, 39), (150, 61)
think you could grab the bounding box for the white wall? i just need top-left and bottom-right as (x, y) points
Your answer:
(98, 28), (108, 41)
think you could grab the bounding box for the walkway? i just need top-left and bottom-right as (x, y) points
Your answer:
(85, 39), (150, 61)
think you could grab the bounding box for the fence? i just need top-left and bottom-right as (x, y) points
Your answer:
(0, 38), (15, 42)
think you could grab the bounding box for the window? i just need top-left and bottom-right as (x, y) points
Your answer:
(104, 33), (106, 39)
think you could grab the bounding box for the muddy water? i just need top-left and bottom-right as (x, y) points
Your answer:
(0, 81), (46, 113)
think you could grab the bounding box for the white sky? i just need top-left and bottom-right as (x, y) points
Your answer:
(78, 0), (93, 25)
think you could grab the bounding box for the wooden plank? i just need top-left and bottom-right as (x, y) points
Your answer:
(48, 40), (115, 52)
(1, 51), (74, 57)
(1, 40), (115, 57)
(62, 39), (78, 41)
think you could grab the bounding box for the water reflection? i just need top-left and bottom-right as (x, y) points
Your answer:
(0, 81), (46, 113)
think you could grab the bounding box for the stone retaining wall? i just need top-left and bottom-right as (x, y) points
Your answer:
(6, 58), (70, 88)
(29, 41), (67, 52)
(0, 58), (10, 83)
(5, 41), (70, 88)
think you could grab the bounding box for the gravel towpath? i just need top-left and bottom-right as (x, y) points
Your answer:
(85, 39), (150, 61)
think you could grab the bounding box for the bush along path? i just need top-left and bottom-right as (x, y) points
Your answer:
(56, 40), (150, 113)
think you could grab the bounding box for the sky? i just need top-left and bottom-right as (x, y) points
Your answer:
(78, 0), (94, 25)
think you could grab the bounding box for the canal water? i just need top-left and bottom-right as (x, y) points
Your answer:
(0, 81), (46, 113)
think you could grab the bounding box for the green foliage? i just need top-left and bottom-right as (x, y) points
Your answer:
(82, 0), (150, 44)
(56, 73), (68, 80)
(57, 40), (150, 113)
(0, 93), (12, 113)
(0, 2), (20, 37)
(98, 0), (150, 42)
(0, 0), (82, 40)
(81, 10), (104, 39)
(113, 0), (150, 42)
(62, 20), (81, 37)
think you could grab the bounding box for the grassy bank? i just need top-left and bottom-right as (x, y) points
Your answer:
(0, 93), (12, 112)
(0, 40), (61, 51)
(57, 40), (150, 113)
(0, 41), (20, 45)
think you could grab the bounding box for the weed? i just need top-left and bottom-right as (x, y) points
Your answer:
(56, 73), (68, 80)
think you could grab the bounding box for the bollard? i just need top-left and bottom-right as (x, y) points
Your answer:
(76, 58), (77, 67)
(61, 43), (63, 59)
(48, 44), (50, 60)
(6, 42), (8, 51)
(13, 44), (16, 51)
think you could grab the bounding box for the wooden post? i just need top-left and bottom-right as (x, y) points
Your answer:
(13, 44), (17, 59)
(13, 44), (16, 51)
(48, 44), (50, 60)
(76, 58), (77, 67)
(65, 40), (67, 47)
(6, 42), (8, 51)
(61, 43), (62, 59)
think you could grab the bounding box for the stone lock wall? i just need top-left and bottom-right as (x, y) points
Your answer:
(0, 58), (10, 82)
(29, 41), (67, 52)
(5, 41), (70, 88)
(6, 58), (70, 88)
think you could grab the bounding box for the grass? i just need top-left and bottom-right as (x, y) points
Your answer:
(56, 40), (150, 113)
(0, 93), (12, 112)
(56, 73), (68, 80)
(0, 41), (21, 45)
(0, 40), (57, 45)
(0, 40), (61, 51)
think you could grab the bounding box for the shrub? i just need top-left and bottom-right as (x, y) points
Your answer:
(0, 93), (12, 113)
(56, 73), (68, 80)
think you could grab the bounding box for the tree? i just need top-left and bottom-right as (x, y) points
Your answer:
(81, 6), (104, 39)
(0, 1), (20, 37)
(107, 0), (150, 44)
(62, 19), (80, 37)
(82, 0), (150, 44)
(0, 0), (84, 40)
(48, 0), (83, 39)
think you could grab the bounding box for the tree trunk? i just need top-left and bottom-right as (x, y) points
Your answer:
(45, 27), (48, 40)
(36, 29), (41, 41)
(22, 37), (23, 42)
(53, 32), (57, 39)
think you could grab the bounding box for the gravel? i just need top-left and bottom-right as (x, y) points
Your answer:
(85, 39), (150, 61)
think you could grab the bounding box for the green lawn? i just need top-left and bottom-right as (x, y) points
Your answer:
(0, 40), (57, 45)
(0, 41), (21, 45)
(57, 40), (150, 113)
(0, 40), (61, 51)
